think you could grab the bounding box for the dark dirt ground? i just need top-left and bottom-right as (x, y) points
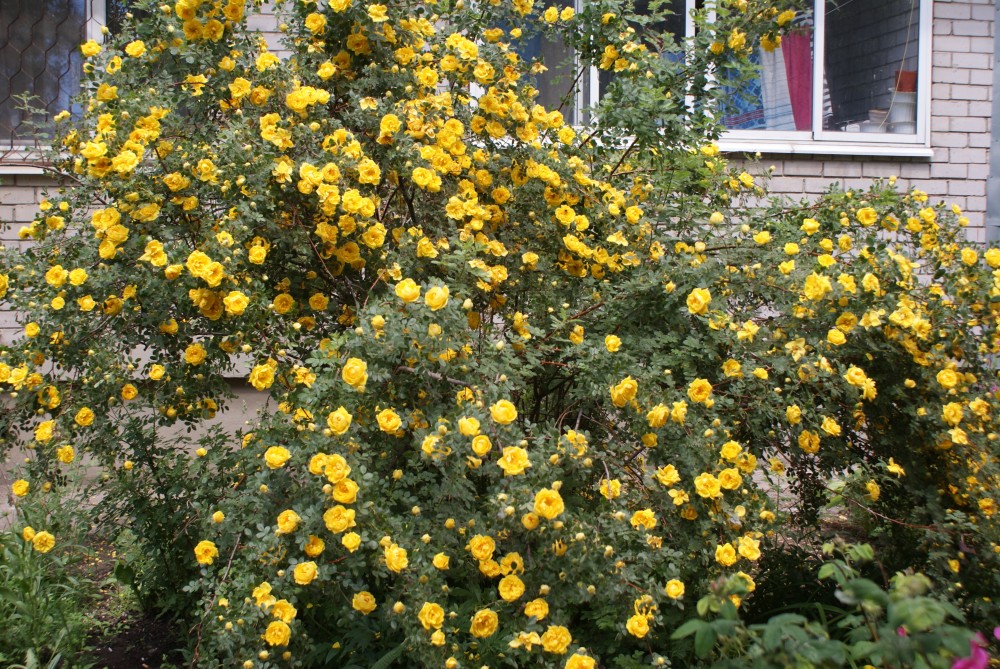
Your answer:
(79, 542), (184, 669)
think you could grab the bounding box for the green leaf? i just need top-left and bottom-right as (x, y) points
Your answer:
(671, 619), (706, 640)
(368, 642), (406, 669)
(694, 624), (717, 658)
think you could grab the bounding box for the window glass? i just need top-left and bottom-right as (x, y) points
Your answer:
(721, 0), (922, 137)
(721, 11), (814, 132)
(1, 0), (87, 144)
(517, 0), (579, 123)
(825, 0), (920, 135)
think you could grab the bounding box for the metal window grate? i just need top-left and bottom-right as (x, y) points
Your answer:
(0, 0), (136, 150)
(1, 0), (87, 148)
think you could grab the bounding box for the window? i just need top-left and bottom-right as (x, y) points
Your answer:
(0, 0), (131, 148)
(520, 0), (932, 155)
(721, 0), (932, 154)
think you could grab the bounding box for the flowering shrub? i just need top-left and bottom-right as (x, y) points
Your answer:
(0, 0), (997, 667)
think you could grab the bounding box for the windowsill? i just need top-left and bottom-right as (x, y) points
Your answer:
(718, 138), (934, 159)
(0, 148), (51, 175)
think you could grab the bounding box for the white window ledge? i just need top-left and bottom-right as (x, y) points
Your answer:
(718, 138), (934, 159)
(0, 149), (52, 175)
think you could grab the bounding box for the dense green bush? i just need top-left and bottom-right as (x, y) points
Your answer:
(1, 0), (997, 667)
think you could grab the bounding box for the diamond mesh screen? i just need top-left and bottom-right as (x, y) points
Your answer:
(1, 0), (87, 147)
(0, 0), (136, 150)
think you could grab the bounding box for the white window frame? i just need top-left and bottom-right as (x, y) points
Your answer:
(718, 0), (933, 157)
(0, 0), (111, 175)
(565, 0), (934, 157)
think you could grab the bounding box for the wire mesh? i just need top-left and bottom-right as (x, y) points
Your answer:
(0, 0), (133, 151)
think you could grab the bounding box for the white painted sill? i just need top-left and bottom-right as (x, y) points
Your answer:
(718, 138), (935, 159)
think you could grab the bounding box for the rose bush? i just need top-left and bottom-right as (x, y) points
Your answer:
(0, 0), (997, 667)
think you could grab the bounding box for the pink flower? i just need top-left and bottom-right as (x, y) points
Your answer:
(952, 634), (989, 669)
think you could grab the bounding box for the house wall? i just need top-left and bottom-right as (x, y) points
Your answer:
(759, 0), (994, 241)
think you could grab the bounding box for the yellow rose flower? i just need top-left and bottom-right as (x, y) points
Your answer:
(276, 509), (300, 534)
(533, 488), (565, 519)
(856, 207), (877, 226)
(223, 291), (249, 316)
(418, 602), (444, 630)
(469, 608), (499, 638)
(124, 40), (146, 57)
(687, 378), (712, 404)
(56, 445), (75, 463)
(718, 468), (742, 490)
(271, 599), (297, 623)
(630, 509), (657, 530)
(540, 624), (571, 654)
(467, 534), (496, 561)
(332, 478), (358, 504)
(599, 478), (622, 500)
(12, 479), (29, 497)
(798, 430), (820, 454)
(352, 591), (377, 614)
(341, 531), (361, 551)
(74, 407), (95, 427)
(604, 334), (621, 352)
(498, 574), (525, 601)
(80, 39), (101, 57)
(384, 542), (408, 572)
(655, 465), (681, 487)
(693, 472), (721, 498)
(34, 420), (55, 443)
(610, 376), (638, 407)
(686, 287), (711, 315)
(525, 598), (549, 620)
(715, 542), (737, 566)
(121, 384), (138, 400)
(936, 369), (958, 389)
(31, 531), (55, 553)
(432, 552), (450, 570)
(194, 540), (219, 565)
(264, 446), (291, 469)
(490, 399), (517, 425)
(665, 579), (685, 599)
(377, 408), (402, 433)
(293, 561), (318, 585)
(424, 285), (450, 311)
(395, 278), (421, 303)
(326, 407), (353, 435)
(497, 446), (531, 475)
(738, 535), (761, 561)
(566, 653), (596, 669)
(184, 343), (207, 365)
(264, 621), (291, 647)
(342, 357), (368, 389)
(626, 613), (650, 638)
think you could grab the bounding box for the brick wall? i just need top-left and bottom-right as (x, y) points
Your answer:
(759, 0), (994, 241)
(0, 174), (53, 344)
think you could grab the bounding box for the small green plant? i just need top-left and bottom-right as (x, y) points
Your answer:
(0, 519), (95, 667)
(673, 542), (976, 668)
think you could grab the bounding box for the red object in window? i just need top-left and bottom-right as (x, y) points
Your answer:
(782, 32), (812, 131)
(895, 70), (917, 93)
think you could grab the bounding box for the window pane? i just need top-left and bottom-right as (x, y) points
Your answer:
(518, 0), (578, 123)
(0, 0), (86, 144)
(721, 14), (814, 132)
(825, 0), (921, 134)
(597, 0), (688, 100)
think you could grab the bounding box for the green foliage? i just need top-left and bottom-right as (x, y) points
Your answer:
(0, 483), (97, 667)
(673, 543), (977, 669)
